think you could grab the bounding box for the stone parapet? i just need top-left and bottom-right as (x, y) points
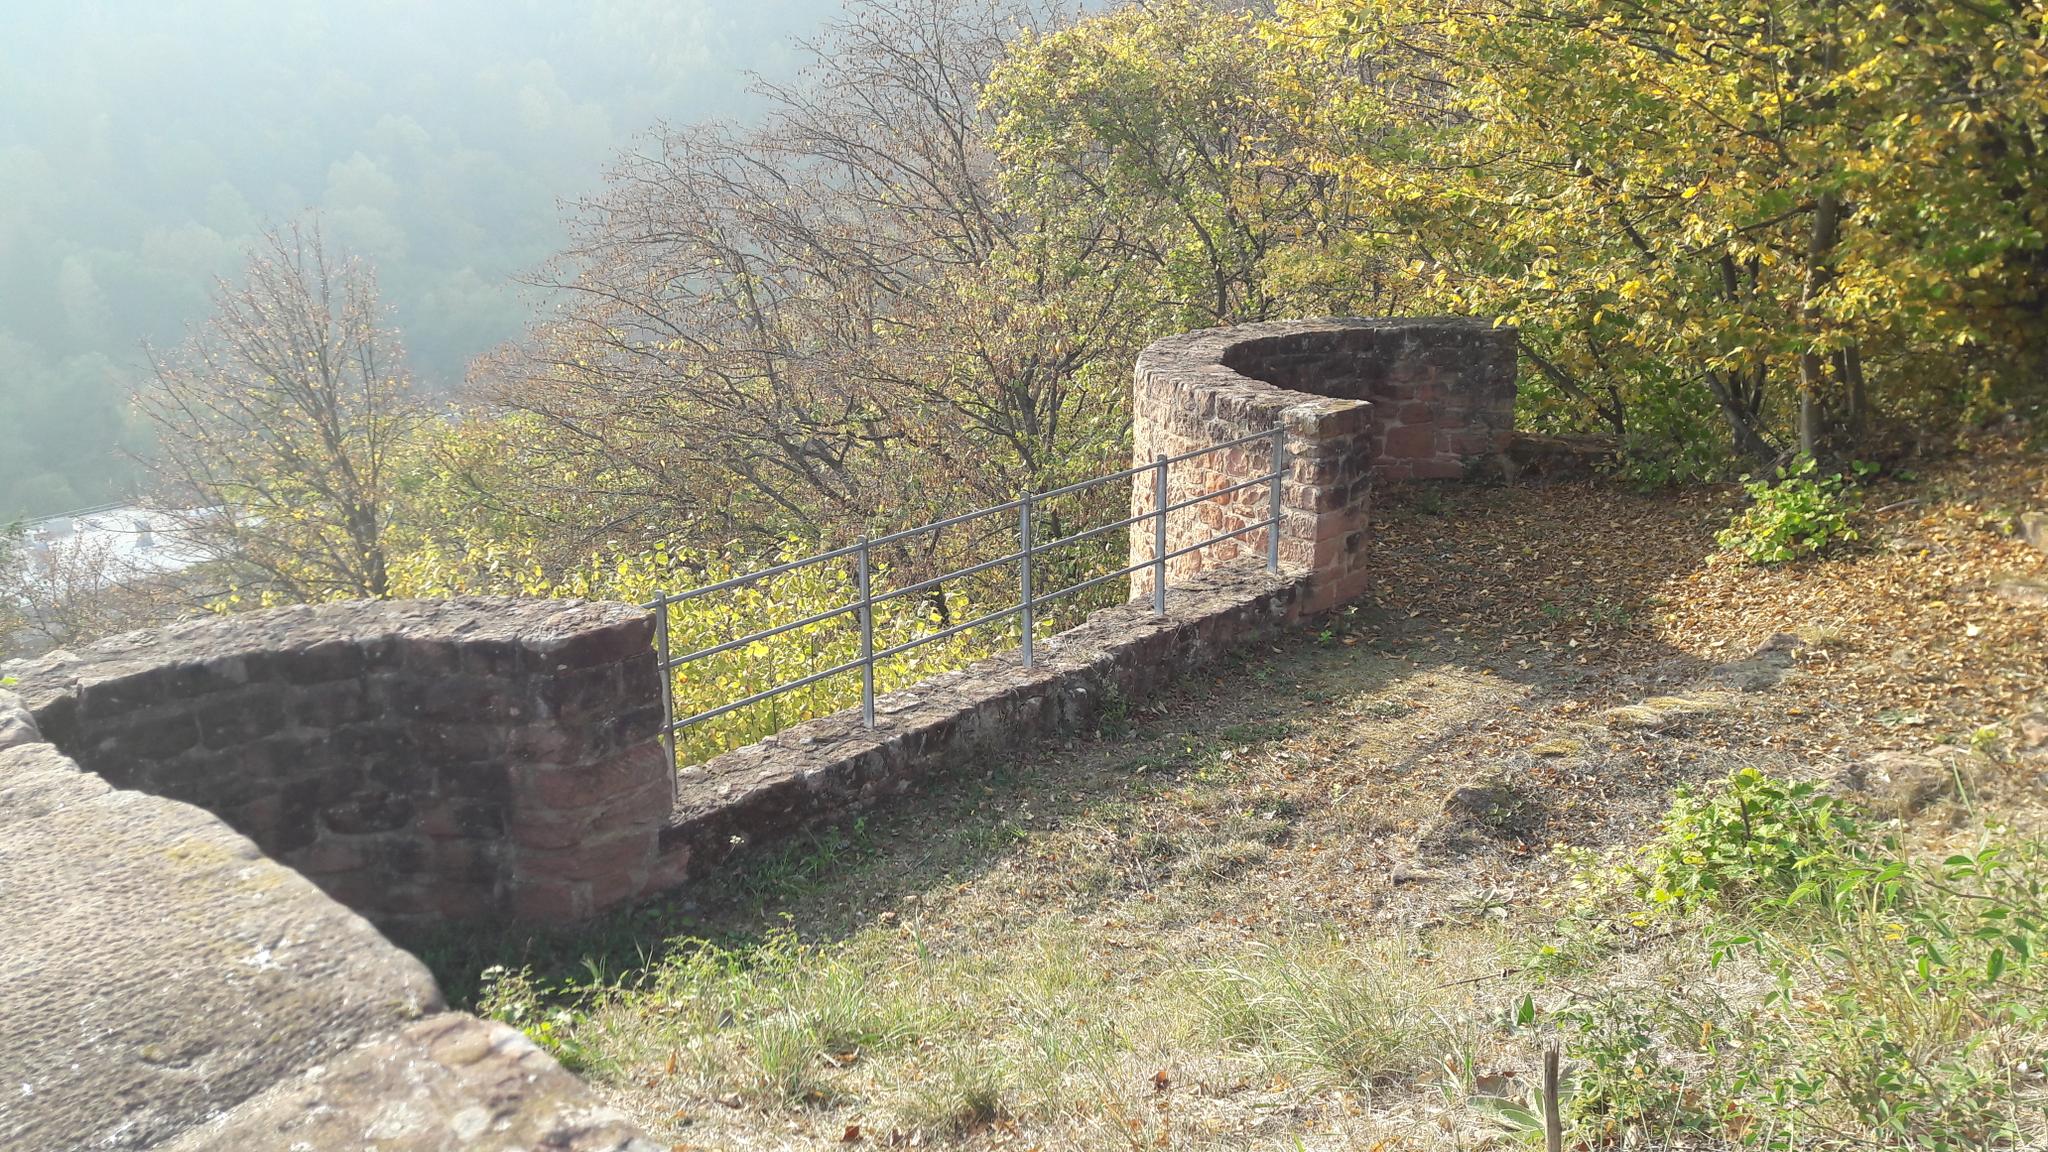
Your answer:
(8, 597), (668, 926)
(1131, 317), (1517, 612)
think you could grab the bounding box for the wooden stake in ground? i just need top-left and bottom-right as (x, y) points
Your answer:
(1543, 1044), (1563, 1152)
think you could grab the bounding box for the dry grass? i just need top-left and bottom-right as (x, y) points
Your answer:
(435, 443), (2047, 1151)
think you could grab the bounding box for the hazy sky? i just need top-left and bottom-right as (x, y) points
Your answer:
(0, 0), (846, 517)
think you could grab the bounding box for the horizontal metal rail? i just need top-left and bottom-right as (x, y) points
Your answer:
(870, 602), (1027, 663)
(1033, 460), (1155, 502)
(671, 654), (872, 729)
(867, 546), (1029, 609)
(663, 599), (862, 669)
(1033, 507), (1155, 553)
(654, 496), (1025, 608)
(647, 424), (1289, 763)
(1027, 556), (1155, 610)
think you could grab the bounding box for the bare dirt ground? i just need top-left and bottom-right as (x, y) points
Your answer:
(443, 439), (2047, 1151)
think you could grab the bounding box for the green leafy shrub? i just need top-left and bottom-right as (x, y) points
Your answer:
(1637, 768), (1865, 914)
(477, 964), (607, 1073)
(1533, 771), (2048, 1149)
(1715, 457), (1861, 564)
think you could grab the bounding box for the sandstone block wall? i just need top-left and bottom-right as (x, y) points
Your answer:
(9, 598), (669, 926)
(1131, 317), (1517, 612)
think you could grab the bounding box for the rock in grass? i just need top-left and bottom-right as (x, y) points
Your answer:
(1991, 573), (2048, 607)
(1432, 777), (1540, 842)
(2016, 713), (2048, 761)
(1704, 633), (1803, 692)
(1599, 693), (1730, 732)
(2019, 511), (2048, 556)
(1834, 750), (1960, 818)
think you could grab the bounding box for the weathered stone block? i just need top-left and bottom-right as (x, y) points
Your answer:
(196, 685), (287, 749)
(519, 831), (656, 884)
(1382, 422), (1441, 458)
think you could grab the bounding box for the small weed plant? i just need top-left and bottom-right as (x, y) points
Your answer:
(1716, 455), (1865, 564)
(1638, 768), (1863, 913)
(1529, 769), (2048, 1150)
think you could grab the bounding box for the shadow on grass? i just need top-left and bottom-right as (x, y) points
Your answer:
(409, 477), (1723, 1014)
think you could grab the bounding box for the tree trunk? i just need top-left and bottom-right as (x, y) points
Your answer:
(1837, 344), (1867, 435)
(1797, 191), (1842, 458)
(1705, 369), (1778, 464)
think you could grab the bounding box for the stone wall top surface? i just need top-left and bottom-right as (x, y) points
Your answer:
(6, 596), (646, 715)
(1136, 316), (1501, 393)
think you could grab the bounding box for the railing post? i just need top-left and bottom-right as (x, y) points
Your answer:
(1152, 453), (1169, 614)
(1018, 494), (1035, 669)
(856, 538), (875, 729)
(1267, 425), (1286, 574)
(653, 598), (677, 799)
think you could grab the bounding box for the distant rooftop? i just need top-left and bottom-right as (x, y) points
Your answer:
(15, 505), (211, 588)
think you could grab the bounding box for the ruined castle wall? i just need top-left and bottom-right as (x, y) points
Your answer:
(1131, 318), (1517, 613)
(9, 598), (669, 926)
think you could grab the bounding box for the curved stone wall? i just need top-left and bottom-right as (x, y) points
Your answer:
(8, 598), (669, 926)
(1132, 317), (1517, 611)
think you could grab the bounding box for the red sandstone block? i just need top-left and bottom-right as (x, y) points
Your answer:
(589, 791), (671, 847)
(586, 865), (650, 913)
(1290, 456), (1346, 485)
(510, 878), (590, 921)
(367, 884), (440, 918)
(1282, 398), (1371, 440)
(645, 844), (693, 894)
(417, 799), (504, 840)
(1312, 516), (1357, 546)
(1443, 430), (1497, 457)
(1410, 458), (1468, 480)
(1320, 568), (1373, 609)
(292, 838), (368, 875)
(1382, 424), (1440, 458)
(1278, 537), (1317, 566)
(543, 618), (657, 671)
(1397, 401), (1436, 424)
(509, 812), (596, 852)
(514, 742), (667, 809)
(430, 840), (500, 883)
(521, 831), (656, 883)
(435, 882), (499, 921)
(1286, 484), (1347, 514)
(308, 870), (387, 912)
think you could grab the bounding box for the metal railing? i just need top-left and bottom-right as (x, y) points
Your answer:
(645, 425), (1287, 765)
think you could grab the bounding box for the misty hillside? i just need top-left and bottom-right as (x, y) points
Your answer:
(0, 0), (844, 519)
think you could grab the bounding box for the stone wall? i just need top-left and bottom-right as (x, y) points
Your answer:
(657, 564), (1307, 887)
(1132, 317), (1517, 612)
(8, 597), (670, 926)
(0, 689), (657, 1151)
